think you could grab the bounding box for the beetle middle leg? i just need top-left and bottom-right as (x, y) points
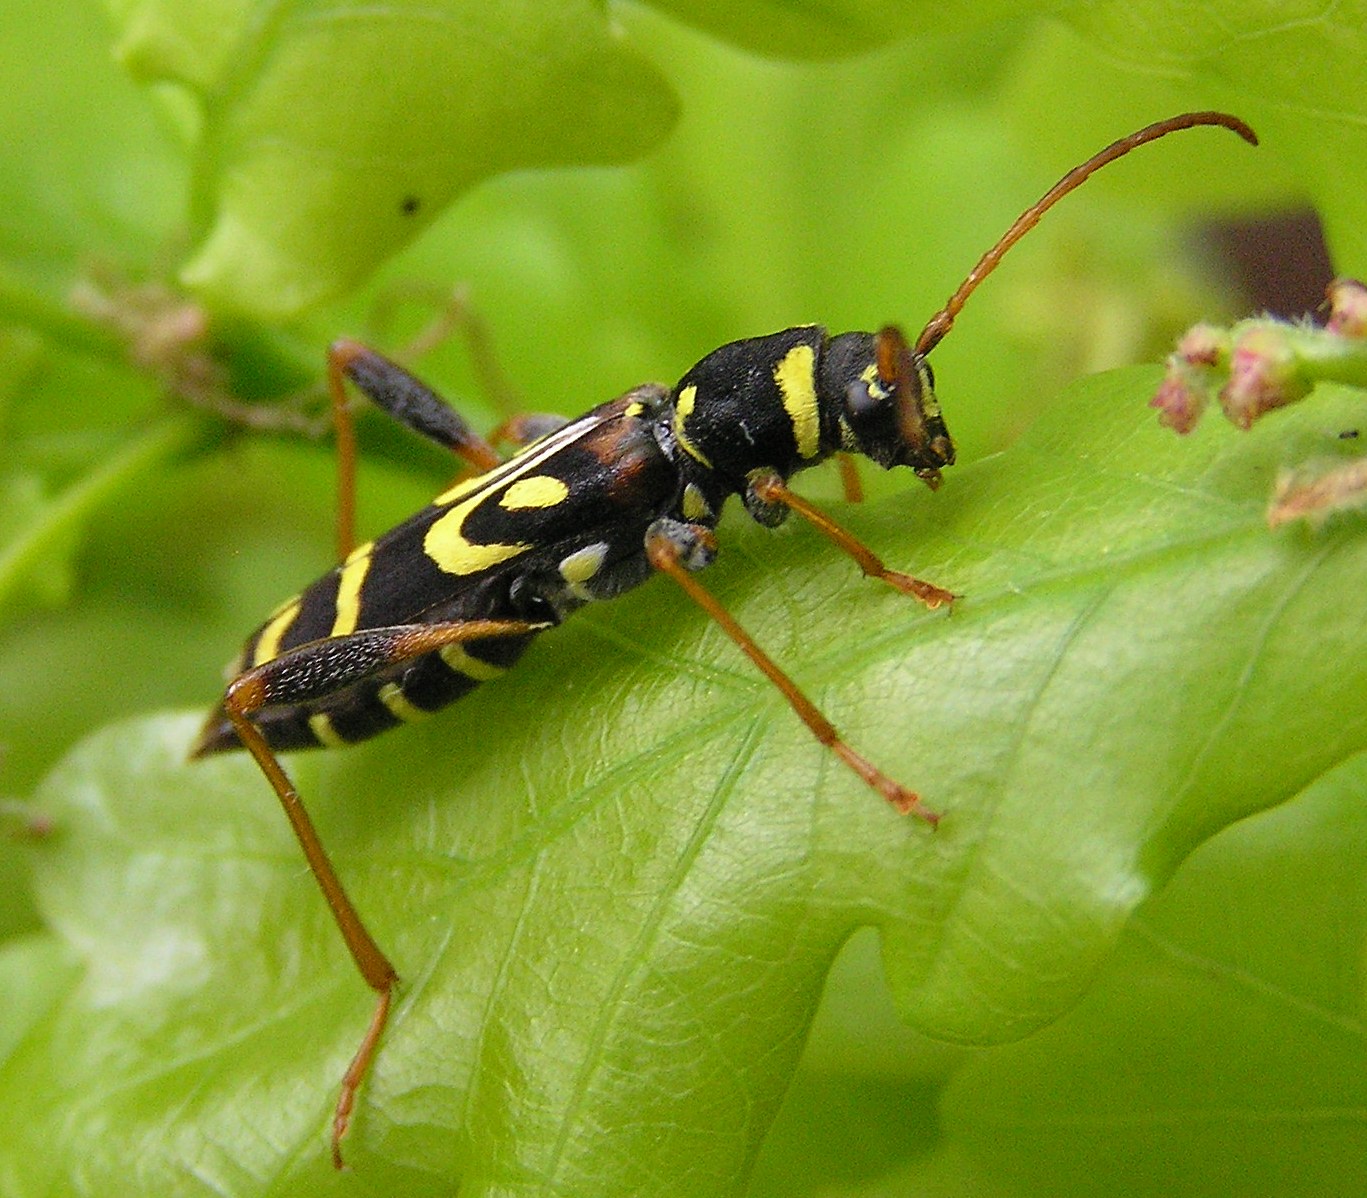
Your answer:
(327, 340), (507, 558)
(326, 340), (574, 558)
(644, 519), (938, 824)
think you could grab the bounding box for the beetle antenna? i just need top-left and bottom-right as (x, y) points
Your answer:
(914, 111), (1258, 357)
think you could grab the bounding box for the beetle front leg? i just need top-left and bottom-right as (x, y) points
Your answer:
(746, 471), (955, 609)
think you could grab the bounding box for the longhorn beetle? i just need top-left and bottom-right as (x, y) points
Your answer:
(194, 111), (1256, 1165)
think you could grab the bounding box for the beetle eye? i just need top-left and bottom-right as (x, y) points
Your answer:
(845, 379), (883, 418)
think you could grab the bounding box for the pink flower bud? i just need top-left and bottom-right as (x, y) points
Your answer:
(1325, 278), (1367, 338)
(1219, 326), (1308, 430)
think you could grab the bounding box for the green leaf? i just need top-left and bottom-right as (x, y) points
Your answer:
(5, 367), (1364, 1193)
(103, 0), (264, 91)
(751, 752), (1367, 1196)
(642, 0), (1066, 60)
(933, 750), (1367, 1198)
(159, 0), (679, 314)
(0, 935), (81, 1066)
(0, 0), (185, 287)
(1064, 0), (1367, 267)
(0, 420), (198, 621)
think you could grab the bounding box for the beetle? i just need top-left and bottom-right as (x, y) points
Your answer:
(193, 111), (1256, 1165)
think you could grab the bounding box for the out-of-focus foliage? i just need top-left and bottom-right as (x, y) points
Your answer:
(1, 2), (1362, 1195)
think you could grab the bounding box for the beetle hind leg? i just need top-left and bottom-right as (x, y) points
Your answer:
(218, 615), (550, 1166)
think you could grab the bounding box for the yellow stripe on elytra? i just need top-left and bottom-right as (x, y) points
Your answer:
(672, 384), (714, 468)
(774, 344), (821, 459)
(425, 490), (531, 576)
(431, 471), (487, 508)
(500, 475), (568, 510)
(330, 540), (373, 637)
(252, 597), (301, 667)
(440, 643), (508, 681)
(378, 681), (431, 723)
(308, 712), (348, 749)
(424, 415), (607, 577)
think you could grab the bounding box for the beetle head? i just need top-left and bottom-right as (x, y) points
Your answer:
(828, 325), (955, 487)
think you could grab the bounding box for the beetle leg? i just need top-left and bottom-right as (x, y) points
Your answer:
(836, 452), (864, 503)
(747, 471), (955, 609)
(327, 339), (505, 558)
(366, 282), (523, 414)
(644, 519), (938, 824)
(489, 411), (572, 449)
(220, 616), (549, 1167)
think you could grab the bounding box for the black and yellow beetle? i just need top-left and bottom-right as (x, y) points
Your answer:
(192, 112), (1256, 1165)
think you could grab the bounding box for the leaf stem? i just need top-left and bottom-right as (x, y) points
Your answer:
(0, 417), (199, 618)
(0, 263), (121, 358)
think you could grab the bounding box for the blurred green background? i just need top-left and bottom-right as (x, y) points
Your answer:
(2, 1), (1364, 1195)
